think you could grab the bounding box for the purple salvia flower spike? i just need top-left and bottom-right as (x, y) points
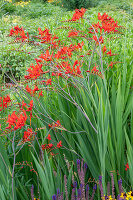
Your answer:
(99, 175), (104, 198)
(79, 160), (85, 199)
(57, 188), (60, 195)
(64, 175), (68, 200)
(110, 173), (115, 199)
(86, 184), (89, 200)
(73, 181), (77, 188)
(77, 159), (81, 177)
(90, 184), (97, 200)
(118, 179), (123, 195)
(71, 188), (76, 200)
(107, 181), (110, 196)
(31, 184), (34, 200)
(77, 189), (81, 200)
(84, 163), (88, 174)
(56, 188), (60, 200)
(52, 194), (57, 200)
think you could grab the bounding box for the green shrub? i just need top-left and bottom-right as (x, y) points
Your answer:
(61, 0), (90, 10)
(2, 1), (16, 14)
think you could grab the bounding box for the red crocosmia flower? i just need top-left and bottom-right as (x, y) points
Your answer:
(55, 120), (61, 127)
(102, 46), (107, 55)
(14, 110), (27, 130)
(9, 25), (27, 41)
(57, 141), (62, 148)
(52, 35), (58, 40)
(86, 64), (99, 74)
(39, 50), (53, 62)
(93, 35), (104, 45)
(6, 110), (27, 130)
(47, 134), (51, 140)
(46, 78), (52, 85)
(0, 95), (11, 110)
(38, 27), (50, 37)
(42, 144), (46, 150)
(71, 8), (86, 21)
(86, 64), (103, 79)
(68, 31), (78, 37)
(6, 111), (18, 129)
(39, 91), (43, 97)
(23, 128), (33, 141)
(106, 49), (116, 56)
(26, 100), (33, 112)
(125, 163), (129, 171)
(48, 143), (53, 148)
(73, 60), (79, 71)
(25, 85), (32, 94)
(22, 101), (27, 109)
(33, 85), (39, 94)
(35, 58), (43, 63)
(26, 63), (43, 80)
(108, 61), (114, 68)
(76, 41), (84, 50)
(48, 123), (52, 128)
(98, 12), (109, 21)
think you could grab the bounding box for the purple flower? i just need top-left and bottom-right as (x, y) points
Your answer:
(78, 189), (81, 197)
(118, 179), (122, 184)
(77, 159), (80, 165)
(99, 176), (102, 182)
(86, 184), (89, 191)
(73, 181), (77, 188)
(84, 163), (88, 170)
(31, 184), (34, 200)
(93, 184), (97, 190)
(57, 188), (60, 195)
(52, 194), (57, 200)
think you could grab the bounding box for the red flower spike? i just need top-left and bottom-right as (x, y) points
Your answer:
(57, 141), (62, 148)
(47, 134), (51, 140)
(33, 85), (39, 94)
(26, 100), (33, 112)
(42, 144), (46, 150)
(46, 78), (52, 85)
(25, 85), (32, 94)
(68, 31), (78, 37)
(48, 143), (53, 148)
(22, 101), (27, 109)
(102, 46), (107, 55)
(125, 163), (129, 169)
(39, 91), (43, 97)
(71, 8), (86, 21)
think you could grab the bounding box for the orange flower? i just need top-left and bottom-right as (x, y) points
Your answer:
(46, 78), (52, 85)
(68, 31), (78, 37)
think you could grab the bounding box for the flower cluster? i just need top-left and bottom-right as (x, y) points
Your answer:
(0, 95), (11, 111)
(9, 25), (28, 41)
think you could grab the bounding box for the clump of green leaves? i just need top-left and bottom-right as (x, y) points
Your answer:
(61, 0), (90, 10)
(2, 1), (16, 15)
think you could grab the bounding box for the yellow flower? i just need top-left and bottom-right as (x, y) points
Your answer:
(5, 0), (12, 3)
(2, 15), (10, 23)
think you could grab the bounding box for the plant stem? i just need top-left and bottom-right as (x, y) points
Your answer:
(12, 131), (16, 200)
